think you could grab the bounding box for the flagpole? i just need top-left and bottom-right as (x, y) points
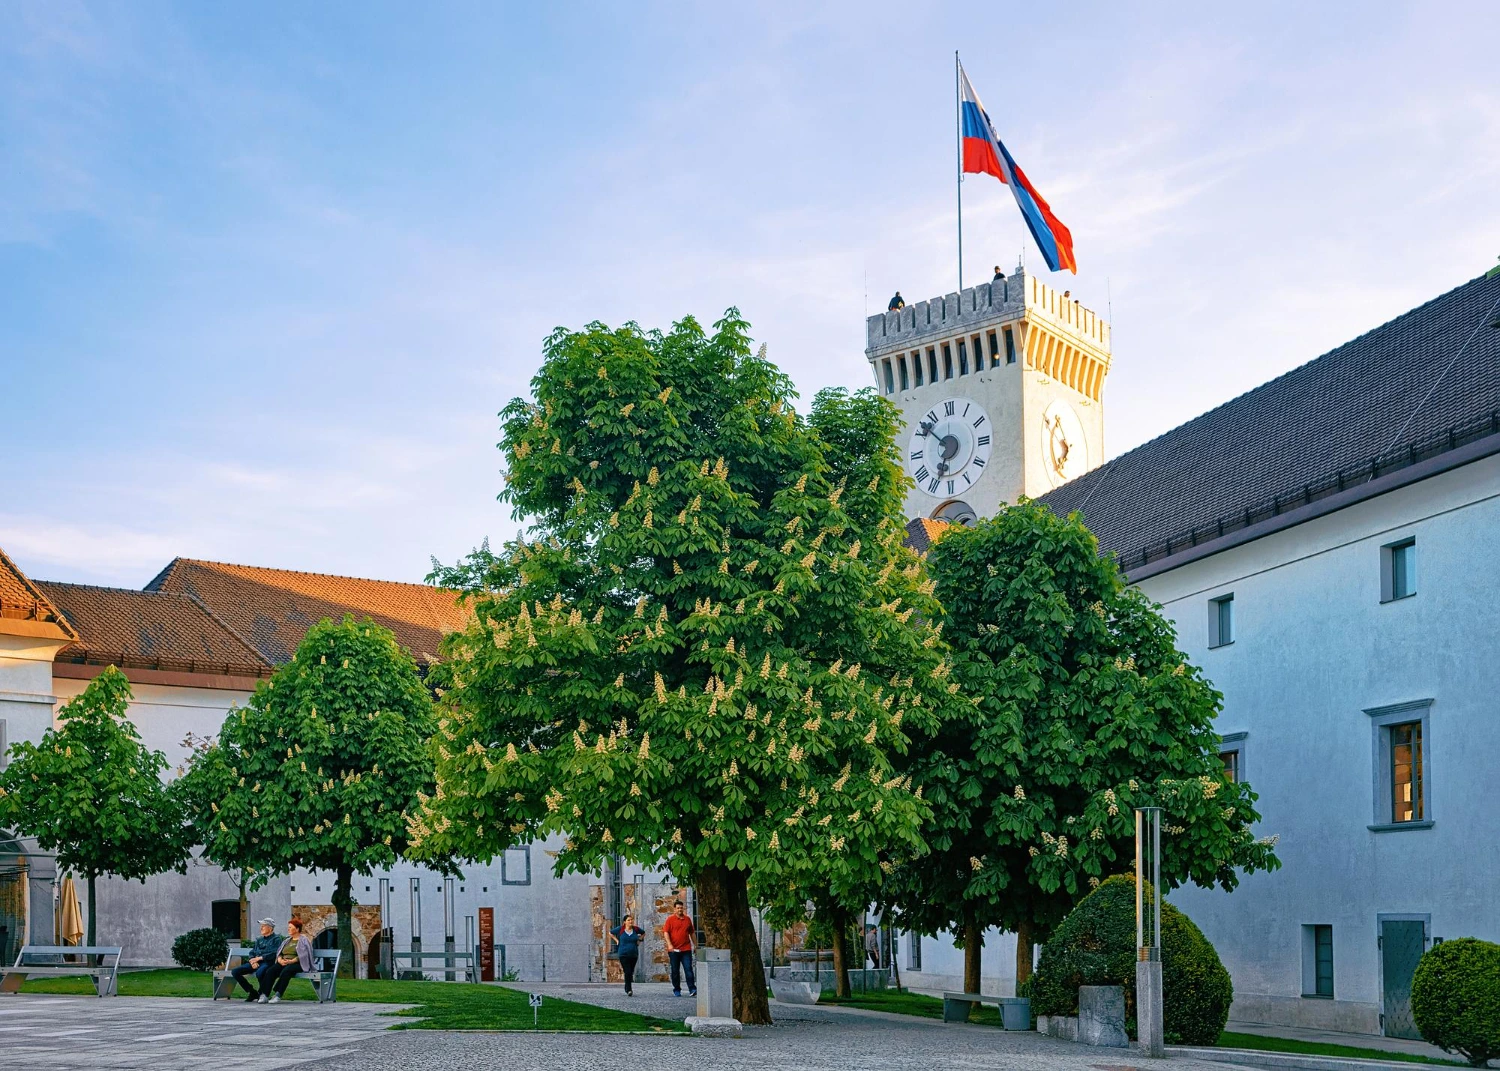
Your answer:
(955, 50), (964, 292)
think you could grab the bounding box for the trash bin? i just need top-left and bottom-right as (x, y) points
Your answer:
(1000, 997), (1031, 1030)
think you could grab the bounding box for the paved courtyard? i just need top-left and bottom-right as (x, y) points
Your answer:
(0, 993), (405, 1070)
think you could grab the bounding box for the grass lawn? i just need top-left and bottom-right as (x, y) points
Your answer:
(1217, 1031), (1462, 1066)
(19, 969), (686, 1033)
(818, 987), (1005, 1027)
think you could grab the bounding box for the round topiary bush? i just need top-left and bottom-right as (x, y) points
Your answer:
(1031, 875), (1233, 1046)
(1410, 937), (1500, 1067)
(172, 928), (230, 973)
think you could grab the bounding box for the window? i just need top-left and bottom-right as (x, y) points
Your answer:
(1208, 594), (1234, 648)
(1366, 699), (1434, 832)
(956, 339), (968, 375)
(1390, 721), (1423, 823)
(908, 933), (922, 971)
(987, 330), (1000, 366)
(1303, 925), (1334, 997)
(898, 356), (909, 391)
(1220, 750), (1240, 782)
(211, 899), (240, 937)
(1217, 731), (1246, 783)
(927, 348), (938, 383)
(912, 351), (924, 387)
(942, 344), (953, 380)
(1004, 327), (1017, 364)
(1382, 538), (1416, 602)
(502, 845), (531, 885)
(882, 359), (895, 395)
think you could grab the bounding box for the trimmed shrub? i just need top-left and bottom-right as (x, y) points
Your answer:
(1410, 937), (1500, 1067)
(1031, 875), (1233, 1046)
(172, 927), (230, 973)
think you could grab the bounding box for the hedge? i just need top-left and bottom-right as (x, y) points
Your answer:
(171, 928), (230, 973)
(1031, 874), (1233, 1046)
(1410, 937), (1500, 1067)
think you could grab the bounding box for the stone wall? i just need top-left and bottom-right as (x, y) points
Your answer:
(292, 902), (382, 978)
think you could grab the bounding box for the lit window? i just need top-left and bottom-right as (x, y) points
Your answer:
(1382, 538), (1416, 602)
(1390, 721), (1423, 823)
(1220, 750), (1240, 783)
(1209, 594), (1234, 648)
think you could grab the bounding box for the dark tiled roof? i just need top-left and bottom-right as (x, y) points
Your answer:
(1040, 271), (1500, 564)
(144, 558), (468, 666)
(36, 581), (271, 676)
(904, 517), (951, 554)
(0, 548), (79, 637)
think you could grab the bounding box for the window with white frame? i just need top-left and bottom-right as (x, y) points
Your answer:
(1366, 699), (1434, 831)
(1208, 593), (1234, 648)
(1382, 538), (1416, 602)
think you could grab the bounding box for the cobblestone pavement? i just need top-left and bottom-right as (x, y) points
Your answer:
(293, 981), (1267, 1071)
(0, 993), (406, 1070)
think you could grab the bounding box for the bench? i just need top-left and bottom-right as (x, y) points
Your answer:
(213, 946), (341, 1002)
(387, 950), (476, 983)
(942, 990), (1005, 1023)
(0, 945), (123, 997)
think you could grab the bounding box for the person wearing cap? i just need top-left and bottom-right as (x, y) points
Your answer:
(230, 918), (283, 1001)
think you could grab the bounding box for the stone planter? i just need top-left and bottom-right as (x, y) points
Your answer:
(1038, 986), (1127, 1048)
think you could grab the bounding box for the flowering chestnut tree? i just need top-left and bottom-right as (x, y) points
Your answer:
(882, 502), (1280, 994)
(413, 314), (961, 1023)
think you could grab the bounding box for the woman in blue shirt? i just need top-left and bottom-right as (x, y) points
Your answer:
(609, 913), (646, 996)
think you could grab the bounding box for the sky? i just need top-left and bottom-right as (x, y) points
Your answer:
(3, 1), (1498, 588)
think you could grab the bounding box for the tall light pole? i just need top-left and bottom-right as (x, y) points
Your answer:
(1135, 807), (1164, 1057)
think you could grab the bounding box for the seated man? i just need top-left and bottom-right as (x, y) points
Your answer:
(888, 291), (905, 311)
(231, 918), (282, 1001)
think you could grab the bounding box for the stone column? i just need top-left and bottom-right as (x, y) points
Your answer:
(1136, 956), (1164, 1057)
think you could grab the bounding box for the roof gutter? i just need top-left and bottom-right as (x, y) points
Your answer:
(1123, 429), (1500, 583)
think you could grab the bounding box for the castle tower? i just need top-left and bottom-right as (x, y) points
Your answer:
(866, 267), (1111, 523)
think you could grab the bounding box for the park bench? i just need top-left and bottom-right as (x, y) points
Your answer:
(387, 949), (476, 982)
(0, 945), (123, 997)
(213, 946), (342, 1002)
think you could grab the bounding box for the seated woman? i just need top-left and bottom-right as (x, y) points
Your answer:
(258, 917), (313, 1004)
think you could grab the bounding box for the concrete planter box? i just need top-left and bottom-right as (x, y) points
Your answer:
(1038, 986), (1128, 1048)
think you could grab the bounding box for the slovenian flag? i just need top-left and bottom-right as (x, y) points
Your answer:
(960, 66), (1076, 274)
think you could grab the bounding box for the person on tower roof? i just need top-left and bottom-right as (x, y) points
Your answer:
(888, 291), (905, 311)
(993, 265), (1006, 281)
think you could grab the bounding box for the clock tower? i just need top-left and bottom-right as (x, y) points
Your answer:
(866, 267), (1111, 524)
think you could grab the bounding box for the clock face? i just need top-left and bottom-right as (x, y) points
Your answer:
(1040, 400), (1087, 487)
(907, 397), (992, 498)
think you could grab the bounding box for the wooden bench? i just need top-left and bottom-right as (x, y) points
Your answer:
(213, 946), (341, 1002)
(387, 949), (476, 983)
(942, 990), (1005, 1023)
(0, 945), (123, 997)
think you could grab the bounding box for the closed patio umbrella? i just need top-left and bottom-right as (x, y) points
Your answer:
(58, 876), (84, 946)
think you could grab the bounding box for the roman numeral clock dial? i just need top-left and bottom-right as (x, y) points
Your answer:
(906, 397), (992, 499)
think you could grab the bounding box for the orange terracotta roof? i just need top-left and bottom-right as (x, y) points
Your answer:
(0, 547), (79, 639)
(144, 558), (469, 666)
(36, 581), (272, 676)
(904, 516), (951, 554)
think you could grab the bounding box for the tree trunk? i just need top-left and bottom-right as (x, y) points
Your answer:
(962, 905), (982, 996)
(87, 871), (97, 949)
(1015, 918), (1033, 989)
(695, 865), (772, 1025)
(238, 874), (250, 943)
(828, 905), (852, 998)
(333, 865), (356, 978)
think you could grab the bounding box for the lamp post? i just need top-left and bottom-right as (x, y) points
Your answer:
(1135, 806), (1164, 1058)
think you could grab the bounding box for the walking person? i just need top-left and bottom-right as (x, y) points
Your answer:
(609, 913), (646, 997)
(864, 923), (882, 970)
(258, 917), (313, 1004)
(663, 900), (697, 998)
(231, 918), (283, 1001)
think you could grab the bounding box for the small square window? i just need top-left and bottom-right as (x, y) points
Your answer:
(1382, 539), (1416, 601)
(1302, 924), (1334, 997)
(1209, 594), (1234, 648)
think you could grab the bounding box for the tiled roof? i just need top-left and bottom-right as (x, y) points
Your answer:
(904, 516), (951, 554)
(36, 581), (271, 676)
(1040, 271), (1500, 566)
(0, 547), (79, 638)
(144, 558), (468, 666)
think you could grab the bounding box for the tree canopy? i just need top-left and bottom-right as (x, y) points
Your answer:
(883, 502), (1279, 991)
(177, 616), (440, 975)
(0, 666), (188, 944)
(413, 313), (963, 1022)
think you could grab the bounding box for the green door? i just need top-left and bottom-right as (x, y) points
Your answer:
(1380, 920), (1426, 1040)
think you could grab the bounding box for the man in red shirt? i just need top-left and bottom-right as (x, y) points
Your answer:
(663, 900), (697, 997)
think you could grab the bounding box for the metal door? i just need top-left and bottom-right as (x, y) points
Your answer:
(1381, 920), (1426, 1040)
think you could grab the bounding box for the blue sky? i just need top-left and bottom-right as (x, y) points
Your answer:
(3, 1), (1497, 587)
